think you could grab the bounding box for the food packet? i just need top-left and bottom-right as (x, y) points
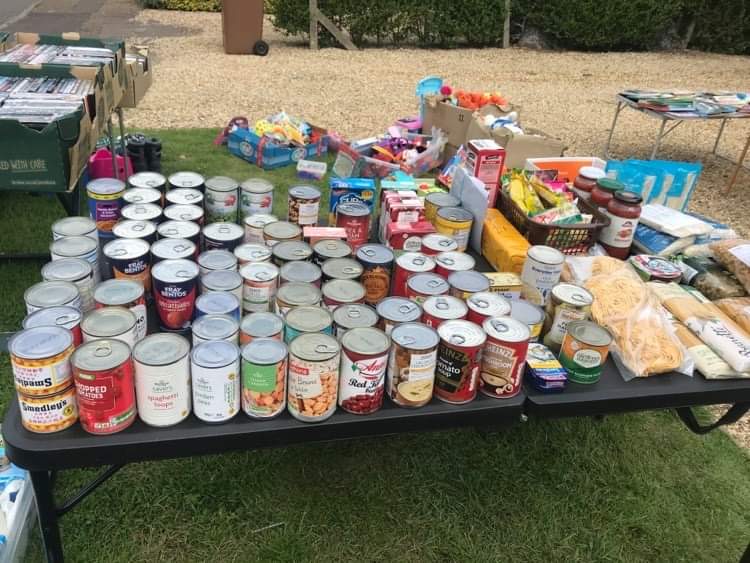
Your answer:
(681, 256), (747, 300)
(715, 297), (750, 335)
(710, 239), (750, 294)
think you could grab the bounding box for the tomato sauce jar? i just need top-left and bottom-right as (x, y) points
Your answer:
(336, 201), (370, 250)
(590, 178), (623, 210)
(392, 252), (435, 298)
(434, 320), (486, 404)
(406, 273), (450, 305)
(571, 166), (606, 201)
(338, 327), (390, 414)
(599, 190), (642, 260)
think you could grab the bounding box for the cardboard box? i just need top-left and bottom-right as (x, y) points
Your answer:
(422, 95), (516, 147)
(332, 142), (400, 179)
(328, 177), (376, 226)
(227, 126), (329, 170)
(120, 46), (152, 109)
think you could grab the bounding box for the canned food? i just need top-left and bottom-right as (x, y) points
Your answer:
(421, 233), (458, 256)
(406, 273), (450, 305)
(321, 258), (363, 282)
(18, 385), (78, 433)
(71, 339), (137, 435)
(435, 207), (473, 252)
(163, 204), (204, 225)
(198, 249), (238, 275)
(239, 262), (280, 313)
(244, 213), (278, 244)
(386, 322), (439, 408)
(123, 187), (162, 206)
(287, 333), (340, 422)
(422, 295), (468, 328)
(9, 326), (74, 395)
(284, 306), (333, 343)
(448, 270), (490, 300)
(151, 238), (197, 262)
(22, 307), (83, 347)
(559, 321), (612, 384)
(434, 251), (476, 278)
(157, 220), (201, 247)
(205, 176), (239, 223)
(479, 317), (531, 399)
(313, 238), (352, 265)
(263, 220), (302, 247)
(234, 243), (272, 266)
(509, 299), (545, 343)
(434, 320), (486, 404)
(201, 270), (243, 304)
(192, 314), (239, 345)
(152, 259), (200, 330)
(521, 245), (565, 306)
(50, 235), (100, 284)
(191, 340), (241, 423)
(168, 171), (205, 191)
(81, 306), (137, 349)
(128, 171), (167, 194)
(51, 216), (97, 242)
(241, 338), (288, 419)
(24, 280), (80, 314)
(356, 244), (394, 305)
(121, 202), (163, 224)
(280, 260), (322, 287)
(424, 192), (460, 224)
(392, 252), (436, 298)
(93, 279), (147, 339)
(87, 178), (125, 234)
(272, 241), (313, 266)
(133, 334), (192, 427)
(195, 291), (241, 320)
(102, 238), (151, 290)
(543, 284), (594, 352)
(112, 219), (157, 244)
(466, 292), (511, 326)
(288, 185), (321, 226)
(202, 222), (244, 251)
(165, 187), (204, 207)
(376, 297), (422, 335)
(276, 282), (322, 316)
(321, 279), (365, 311)
(240, 178), (274, 217)
(336, 201), (370, 250)
(339, 328), (390, 414)
(240, 312), (284, 345)
(41, 258), (94, 312)
(332, 303), (378, 339)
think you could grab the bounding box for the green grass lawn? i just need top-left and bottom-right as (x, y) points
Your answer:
(1, 129), (748, 563)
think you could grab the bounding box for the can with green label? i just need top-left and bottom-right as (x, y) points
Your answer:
(241, 338), (288, 419)
(559, 321), (612, 384)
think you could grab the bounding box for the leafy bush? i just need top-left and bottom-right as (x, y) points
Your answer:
(137, 0), (221, 11)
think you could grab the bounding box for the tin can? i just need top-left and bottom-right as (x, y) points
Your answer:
(112, 219), (157, 244)
(434, 251), (476, 279)
(435, 207), (473, 252)
(376, 297), (422, 335)
(234, 243), (272, 266)
(9, 326), (74, 396)
(332, 303), (378, 339)
(163, 204), (204, 225)
(321, 258), (363, 282)
(128, 171), (167, 197)
(205, 176), (239, 223)
(559, 321), (612, 384)
(192, 314), (240, 346)
(272, 241), (313, 266)
(356, 244), (394, 305)
(71, 339), (137, 435)
(509, 300), (545, 343)
(434, 320), (486, 404)
(41, 258), (94, 312)
(406, 273), (450, 305)
(81, 306), (137, 349)
(448, 270), (490, 300)
(152, 259), (200, 330)
(543, 284), (594, 352)
(284, 306), (333, 343)
(392, 252), (436, 298)
(168, 171), (205, 191)
(424, 192), (460, 224)
(241, 338), (288, 419)
(240, 178), (274, 218)
(466, 292), (511, 326)
(339, 328), (390, 414)
(198, 249), (238, 275)
(313, 239), (352, 265)
(166, 187), (204, 207)
(133, 333), (191, 427)
(190, 340), (241, 423)
(240, 312), (284, 345)
(195, 291), (241, 320)
(288, 185), (321, 226)
(202, 222), (244, 252)
(239, 262), (280, 313)
(94, 279), (148, 341)
(479, 317), (531, 399)
(123, 187), (162, 206)
(276, 282), (322, 316)
(386, 322), (438, 408)
(22, 307), (83, 347)
(24, 281), (80, 314)
(50, 235), (100, 284)
(151, 238), (197, 263)
(263, 221), (302, 247)
(17, 385), (78, 434)
(244, 213), (278, 244)
(287, 333), (340, 422)
(422, 296), (468, 329)
(201, 270), (243, 304)
(51, 216), (97, 242)
(321, 279), (365, 311)
(121, 202), (163, 224)
(335, 201), (370, 250)
(102, 238), (151, 290)
(280, 261), (322, 287)
(521, 245), (565, 306)
(158, 220), (201, 248)
(421, 233), (458, 256)
(87, 178), (125, 234)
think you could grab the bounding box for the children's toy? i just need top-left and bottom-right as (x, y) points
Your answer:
(297, 159), (327, 181)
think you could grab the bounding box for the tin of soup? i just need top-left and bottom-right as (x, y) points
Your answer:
(87, 178), (125, 234)
(321, 258), (363, 282)
(192, 314), (239, 346)
(191, 340), (241, 423)
(240, 178), (274, 217)
(288, 185), (321, 226)
(81, 306), (137, 349)
(336, 201), (370, 250)
(102, 238), (151, 290)
(198, 249), (238, 275)
(421, 233), (458, 256)
(263, 221), (302, 247)
(18, 385), (78, 434)
(424, 192), (460, 224)
(509, 299), (545, 343)
(50, 235), (99, 283)
(41, 258), (94, 313)
(287, 333), (340, 422)
(356, 244), (394, 305)
(244, 213), (278, 244)
(422, 295), (468, 329)
(51, 216), (97, 242)
(406, 273), (450, 305)
(133, 333), (192, 427)
(332, 303), (378, 339)
(202, 222), (244, 251)
(234, 243), (272, 266)
(434, 251), (476, 279)
(201, 270), (243, 304)
(559, 321), (612, 384)
(313, 239), (352, 265)
(434, 320), (486, 404)
(321, 279), (365, 311)
(22, 306), (83, 347)
(152, 259), (200, 330)
(339, 327), (390, 414)
(386, 322), (439, 408)
(24, 280), (80, 314)
(272, 241), (313, 266)
(151, 238), (197, 263)
(123, 187), (162, 207)
(71, 338), (137, 435)
(543, 284), (594, 353)
(121, 202), (162, 224)
(376, 297), (422, 335)
(435, 207), (473, 252)
(392, 252), (435, 298)
(112, 219), (157, 244)
(128, 171), (167, 195)
(240, 312), (284, 345)
(284, 306), (333, 343)
(276, 282), (322, 316)
(158, 220), (201, 247)
(241, 338), (288, 419)
(239, 262), (280, 313)
(205, 176), (239, 223)
(9, 326), (74, 396)
(280, 260), (322, 287)
(480, 317), (530, 399)
(94, 279), (147, 341)
(163, 204), (204, 225)
(166, 187), (204, 207)
(168, 171), (205, 191)
(521, 245), (565, 306)
(466, 292), (511, 326)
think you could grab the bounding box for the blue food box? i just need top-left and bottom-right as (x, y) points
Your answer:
(328, 177), (377, 226)
(228, 127), (329, 170)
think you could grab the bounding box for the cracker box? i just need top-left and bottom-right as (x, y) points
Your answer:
(385, 221), (436, 252)
(328, 177), (376, 226)
(463, 139), (505, 206)
(303, 227), (347, 245)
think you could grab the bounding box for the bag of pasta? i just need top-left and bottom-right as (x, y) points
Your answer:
(715, 297), (750, 335)
(710, 239), (750, 293)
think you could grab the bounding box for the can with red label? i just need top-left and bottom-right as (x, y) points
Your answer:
(376, 297), (422, 335)
(23, 306), (83, 347)
(434, 320), (486, 404)
(421, 295), (468, 329)
(421, 233), (458, 256)
(434, 251), (476, 279)
(94, 279), (148, 342)
(338, 327), (390, 414)
(240, 312), (284, 345)
(239, 262), (280, 313)
(152, 259), (200, 330)
(335, 201), (370, 250)
(356, 244), (394, 306)
(158, 220), (201, 248)
(102, 238), (152, 290)
(71, 338), (137, 435)
(448, 270), (491, 300)
(466, 292), (511, 326)
(406, 273), (450, 305)
(392, 252), (435, 298)
(321, 279), (366, 311)
(480, 317), (530, 399)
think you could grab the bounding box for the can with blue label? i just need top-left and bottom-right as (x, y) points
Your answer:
(195, 291), (241, 320)
(284, 305), (333, 343)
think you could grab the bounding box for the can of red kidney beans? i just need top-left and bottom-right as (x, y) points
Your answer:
(434, 320), (486, 404)
(480, 317), (530, 399)
(239, 262), (280, 314)
(240, 312), (284, 345)
(312, 239), (352, 265)
(338, 327), (390, 414)
(421, 295), (468, 329)
(158, 220), (201, 249)
(241, 338), (288, 419)
(336, 201), (370, 250)
(152, 259), (200, 330)
(466, 291), (511, 326)
(321, 279), (366, 311)
(392, 252), (436, 298)
(94, 279), (148, 342)
(191, 340), (241, 423)
(112, 219), (157, 245)
(434, 251), (476, 279)
(280, 260), (322, 287)
(151, 238), (197, 263)
(448, 270), (491, 300)
(22, 306), (83, 347)
(356, 244), (394, 305)
(202, 222), (245, 252)
(102, 238), (152, 290)
(420, 233), (458, 256)
(406, 273), (450, 305)
(321, 258), (363, 282)
(71, 338), (137, 435)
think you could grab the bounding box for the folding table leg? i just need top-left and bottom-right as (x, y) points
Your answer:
(30, 470), (65, 563)
(603, 101), (624, 158)
(712, 118), (727, 154)
(724, 133), (750, 194)
(650, 119), (667, 159)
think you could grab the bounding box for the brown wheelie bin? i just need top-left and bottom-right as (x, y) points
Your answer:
(221, 0), (269, 56)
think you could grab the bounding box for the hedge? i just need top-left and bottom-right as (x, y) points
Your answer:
(138, 0), (220, 11)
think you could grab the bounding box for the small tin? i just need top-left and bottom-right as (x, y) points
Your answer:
(280, 260), (322, 287)
(386, 322), (439, 408)
(339, 327), (390, 414)
(406, 273), (450, 305)
(151, 238), (197, 262)
(81, 306), (137, 349)
(332, 303), (379, 339)
(422, 295), (468, 329)
(434, 251), (476, 279)
(51, 216), (97, 242)
(87, 178), (125, 234)
(205, 176), (239, 223)
(239, 262), (280, 313)
(240, 312), (284, 345)
(102, 238), (151, 290)
(163, 204), (204, 225)
(128, 171), (167, 195)
(321, 279), (366, 311)
(166, 188), (204, 207)
(263, 221), (302, 247)
(24, 281), (80, 314)
(71, 339), (137, 435)
(195, 291), (241, 320)
(9, 326), (74, 396)
(244, 213), (278, 244)
(284, 306), (333, 343)
(17, 386), (78, 434)
(133, 334), (192, 427)
(543, 283), (594, 352)
(22, 307), (83, 347)
(434, 320), (486, 404)
(41, 258), (95, 313)
(335, 201), (370, 250)
(510, 300), (545, 343)
(201, 269), (243, 304)
(240, 178), (274, 217)
(158, 220), (201, 248)
(356, 244), (394, 305)
(94, 280), (147, 341)
(424, 192), (460, 224)
(121, 202), (163, 224)
(276, 282), (322, 316)
(202, 222), (244, 251)
(521, 245), (565, 306)
(392, 252), (436, 298)
(313, 238), (352, 266)
(421, 233), (458, 256)
(241, 338), (288, 419)
(198, 249), (238, 275)
(152, 259), (200, 330)
(112, 219), (157, 244)
(272, 241), (313, 266)
(123, 187), (162, 206)
(168, 171), (205, 191)
(50, 235), (100, 284)
(321, 258), (364, 282)
(435, 206), (473, 252)
(559, 321), (612, 384)
(287, 333), (340, 422)
(190, 340), (241, 423)
(192, 314), (240, 346)
(376, 297), (422, 335)
(288, 185), (321, 226)
(448, 270), (491, 300)
(466, 292), (511, 326)
(234, 243), (272, 266)
(480, 317), (530, 399)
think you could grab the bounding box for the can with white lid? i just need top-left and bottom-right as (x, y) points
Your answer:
(128, 171), (167, 194)
(168, 171), (205, 191)
(22, 306), (83, 347)
(93, 279), (147, 342)
(191, 340), (241, 423)
(376, 297), (422, 335)
(287, 333), (340, 422)
(202, 222), (244, 251)
(81, 306), (137, 349)
(157, 220), (201, 248)
(205, 176), (239, 223)
(234, 243), (273, 266)
(480, 317), (531, 399)
(244, 213), (278, 244)
(121, 202), (163, 224)
(241, 338), (288, 419)
(166, 188), (204, 207)
(151, 238), (197, 262)
(239, 262), (280, 313)
(50, 235), (100, 283)
(9, 326), (74, 396)
(24, 280), (80, 314)
(163, 204), (204, 225)
(201, 269), (243, 305)
(123, 187), (162, 207)
(280, 260), (322, 287)
(191, 314), (239, 346)
(41, 258), (94, 312)
(520, 245), (565, 306)
(421, 295), (468, 329)
(112, 219), (157, 244)
(465, 292), (511, 326)
(240, 311), (284, 345)
(51, 216), (97, 242)
(197, 249), (238, 275)
(240, 178), (274, 217)
(102, 238), (152, 290)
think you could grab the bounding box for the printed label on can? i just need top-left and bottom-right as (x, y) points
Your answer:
(241, 359), (287, 418)
(434, 343), (480, 403)
(479, 338), (529, 398)
(135, 360), (191, 427)
(241, 192), (273, 217)
(75, 364), (137, 435)
(154, 277), (198, 330)
(361, 267), (391, 304)
(338, 350), (387, 414)
(131, 303), (148, 342)
(547, 307), (588, 346)
(296, 202), (320, 225)
(18, 388), (78, 434)
(191, 363), (240, 422)
(386, 346), (436, 407)
(12, 347), (74, 396)
(205, 192), (239, 223)
(288, 354), (339, 421)
(90, 199), (122, 233)
(599, 212), (638, 249)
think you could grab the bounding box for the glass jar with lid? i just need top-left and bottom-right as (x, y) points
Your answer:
(590, 178), (624, 209)
(572, 166), (607, 200)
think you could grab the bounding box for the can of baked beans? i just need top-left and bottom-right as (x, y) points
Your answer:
(339, 327), (390, 414)
(41, 258), (95, 313)
(284, 306), (333, 343)
(22, 307), (82, 347)
(434, 207), (473, 252)
(386, 322), (438, 408)
(133, 333), (192, 426)
(163, 204), (204, 225)
(466, 292), (511, 326)
(81, 306), (137, 349)
(335, 201), (370, 250)
(376, 297), (422, 335)
(321, 258), (363, 282)
(198, 249), (238, 275)
(102, 238), (151, 290)
(203, 222), (244, 252)
(288, 185), (321, 226)
(158, 220), (201, 248)
(276, 282), (322, 316)
(434, 320), (486, 404)
(448, 270), (490, 300)
(480, 317), (530, 398)
(192, 314), (240, 346)
(94, 280), (148, 342)
(272, 241), (313, 266)
(112, 219), (157, 245)
(509, 299), (545, 343)
(241, 338), (288, 419)
(434, 251), (476, 279)
(201, 270), (243, 305)
(234, 243), (272, 266)
(152, 259), (200, 330)
(240, 178), (274, 218)
(151, 238), (197, 263)
(244, 213), (278, 244)
(51, 216), (97, 242)
(356, 244), (394, 305)
(9, 326), (74, 396)
(204, 176), (239, 223)
(24, 281), (80, 314)
(406, 273), (450, 305)
(191, 340), (241, 423)
(422, 295), (468, 329)
(312, 239), (352, 266)
(280, 261), (322, 287)
(121, 202), (163, 225)
(50, 235), (100, 284)
(392, 252), (435, 298)
(287, 333), (340, 422)
(263, 221), (302, 247)
(332, 303), (378, 339)
(239, 262), (280, 313)
(165, 187), (203, 207)
(321, 279), (366, 311)
(71, 338), (137, 435)
(240, 312), (284, 345)
(168, 171), (205, 192)
(420, 233), (458, 256)
(124, 187), (162, 207)
(195, 291), (241, 320)
(87, 178), (125, 235)
(424, 192), (460, 224)
(17, 385), (78, 434)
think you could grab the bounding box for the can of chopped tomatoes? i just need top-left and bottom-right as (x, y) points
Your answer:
(152, 259), (200, 330)
(434, 320), (486, 404)
(392, 252), (435, 298)
(338, 327), (390, 414)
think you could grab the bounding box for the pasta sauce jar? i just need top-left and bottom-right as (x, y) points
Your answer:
(571, 166), (606, 201)
(590, 178), (623, 210)
(599, 190), (642, 260)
